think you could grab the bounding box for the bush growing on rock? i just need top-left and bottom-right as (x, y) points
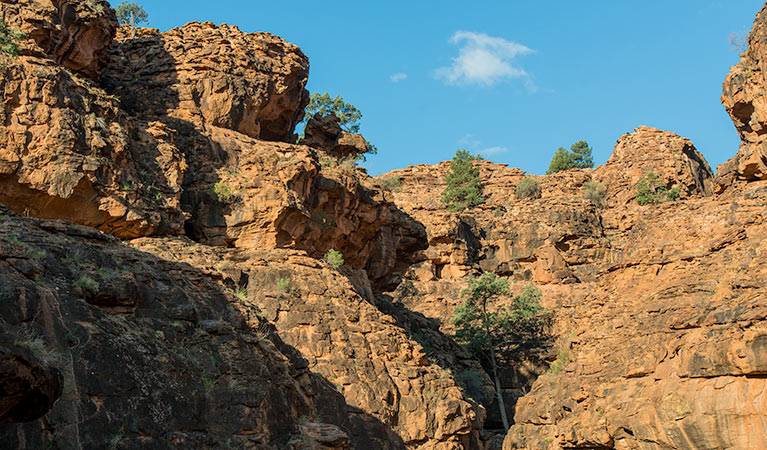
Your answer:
(378, 175), (402, 191)
(441, 149), (485, 212)
(635, 172), (681, 205)
(211, 181), (239, 204)
(582, 180), (606, 207)
(0, 20), (24, 58)
(516, 177), (541, 200)
(323, 249), (344, 270)
(546, 140), (594, 174)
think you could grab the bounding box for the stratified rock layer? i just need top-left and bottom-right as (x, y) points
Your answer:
(102, 22), (310, 142)
(720, 4), (767, 187)
(0, 0), (116, 78)
(0, 208), (354, 449)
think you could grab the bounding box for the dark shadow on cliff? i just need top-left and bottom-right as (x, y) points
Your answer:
(0, 208), (403, 450)
(101, 31), (246, 245)
(375, 290), (554, 431)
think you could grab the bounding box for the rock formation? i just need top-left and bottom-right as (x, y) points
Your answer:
(3, 0), (767, 449)
(101, 22), (309, 142)
(0, 1), (479, 448)
(720, 3), (767, 188)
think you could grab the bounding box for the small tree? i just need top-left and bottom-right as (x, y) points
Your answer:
(452, 274), (546, 431)
(546, 140), (594, 174)
(115, 1), (149, 38)
(301, 92), (376, 159)
(0, 20), (25, 58)
(546, 147), (571, 175)
(441, 149), (485, 212)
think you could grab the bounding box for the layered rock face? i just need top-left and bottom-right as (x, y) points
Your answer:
(377, 117), (767, 449)
(102, 22), (309, 142)
(0, 2), (480, 448)
(593, 126), (713, 205)
(0, 208), (353, 449)
(720, 3), (767, 186)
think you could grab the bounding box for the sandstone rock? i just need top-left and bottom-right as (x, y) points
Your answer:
(0, 208), (363, 449)
(591, 126), (713, 206)
(0, 0), (116, 79)
(0, 57), (187, 237)
(0, 333), (62, 425)
(299, 113), (371, 160)
(720, 4), (767, 187)
(102, 22), (309, 142)
(130, 238), (485, 449)
(175, 124), (426, 290)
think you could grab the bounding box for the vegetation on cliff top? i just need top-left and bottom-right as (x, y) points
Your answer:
(441, 149), (485, 212)
(546, 140), (594, 174)
(115, 1), (149, 38)
(302, 92), (377, 159)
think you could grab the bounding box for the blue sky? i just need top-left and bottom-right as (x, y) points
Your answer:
(137, 1), (764, 175)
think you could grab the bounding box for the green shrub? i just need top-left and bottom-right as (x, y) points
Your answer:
(234, 287), (247, 301)
(516, 177), (541, 200)
(441, 149), (485, 212)
(635, 172), (680, 205)
(211, 181), (239, 204)
(582, 180), (606, 207)
(276, 276), (292, 293)
(323, 249), (344, 270)
(0, 21), (25, 58)
(74, 275), (100, 295)
(379, 175), (402, 191)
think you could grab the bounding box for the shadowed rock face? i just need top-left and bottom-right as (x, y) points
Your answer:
(0, 208), (359, 449)
(129, 237), (484, 450)
(0, 0), (116, 79)
(720, 4), (767, 187)
(0, 337), (62, 426)
(102, 22), (310, 142)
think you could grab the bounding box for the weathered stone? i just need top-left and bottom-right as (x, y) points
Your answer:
(720, 3), (767, 188)
(102, 22), (309, 142)
(0, 0), (117, 79)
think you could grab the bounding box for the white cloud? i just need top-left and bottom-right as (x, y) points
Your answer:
(458, 133), (480, 149)
(479, 146), (508, 157)
(390, 72), (408, 82)
(435, 31), (534, 87)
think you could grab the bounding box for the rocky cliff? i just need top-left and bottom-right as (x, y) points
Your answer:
(0, 1), (479, 449)
(2, 0), (767, 449)
(720, 3), (767, 188)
